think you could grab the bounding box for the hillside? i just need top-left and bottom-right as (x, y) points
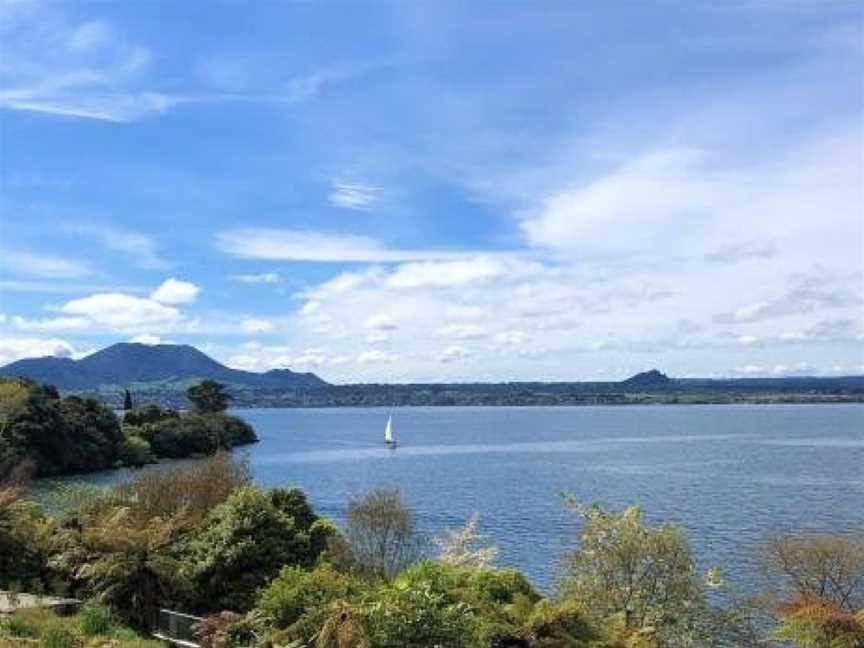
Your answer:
(0, 342), (328, 392)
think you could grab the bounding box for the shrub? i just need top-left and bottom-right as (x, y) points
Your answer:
(114, 451), (251, 524)
(42, 626), (78, 648)
(259, 564), (363, 629)
(123, 404), (179, 428)
(183, 486), (329, 612)
(79, 604), (115, 636)
(117, 435), (154, 467)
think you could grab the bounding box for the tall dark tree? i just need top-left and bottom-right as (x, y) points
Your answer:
(186, 380), (232, 413)
(123, 389), (133, 411)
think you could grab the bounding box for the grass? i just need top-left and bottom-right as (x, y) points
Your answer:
(0, 606), (164, 648)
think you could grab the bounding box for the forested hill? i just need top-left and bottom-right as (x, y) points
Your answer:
(0, 342), (327, 392)
(2, 346), (862, 407)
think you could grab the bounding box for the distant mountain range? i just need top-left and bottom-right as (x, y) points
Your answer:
(2, 344), (862, 408)
(0, 342), (327, 392)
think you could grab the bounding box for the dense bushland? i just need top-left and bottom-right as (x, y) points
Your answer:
(0, 378), (257, 477)
(1, 453), (861, 647)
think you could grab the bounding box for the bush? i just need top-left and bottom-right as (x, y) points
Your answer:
(117, 435), (154, 467)
(259, 564), (363, 629)
(123, 404), (178, 427)
(114, 452), (251, 524)
(183, 486), (329, 612)
(43, 626), (78, 648)
(79, 604), (115, 636)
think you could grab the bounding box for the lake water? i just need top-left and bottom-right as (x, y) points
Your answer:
(39, 404), (864, 592)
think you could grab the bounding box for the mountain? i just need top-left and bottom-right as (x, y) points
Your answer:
(621, 369), (674, 389)
(0, 343), (328, 392)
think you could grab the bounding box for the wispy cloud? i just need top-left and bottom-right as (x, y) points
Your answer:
(229, 272), (281, 284)
(329, 181), (383, 210)
(214, 228), (493, 263)
(70, 224), (169, 268)
(0, 3), (386, 123)
(1, 250), (92, 278)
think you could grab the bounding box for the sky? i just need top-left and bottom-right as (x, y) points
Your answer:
(0, 0), (862, 383)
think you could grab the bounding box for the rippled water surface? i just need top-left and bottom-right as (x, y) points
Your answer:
(44, 404), (864, 590)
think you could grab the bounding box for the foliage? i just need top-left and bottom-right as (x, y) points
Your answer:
(187, 380), (232, 413)
(0, 484), (53, 589)
(259, 564), (364, 630)
(182, 486), (330, 612)
(773, 596), (864, 647)
(114, 451), (251, 524)
(345, 488), (420, 580)
(0, 606), (163, 648)
(558, 497), (709, 646)
(758, 531), (864, 613)
(117, 434), (154, 467)
(2, 378), (256, 478)
(435, 512), (499, 570)
(193, 610), (263, 648)
(123, 403), (178, 427)
(146, 412), (256, 459)
(0, 379), (30, 475)
(56, 505), (190, 629)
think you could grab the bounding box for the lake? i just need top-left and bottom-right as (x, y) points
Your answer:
(39, 404), (864, 591)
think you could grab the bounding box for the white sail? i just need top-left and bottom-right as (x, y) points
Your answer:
(384, 414), (395, 444)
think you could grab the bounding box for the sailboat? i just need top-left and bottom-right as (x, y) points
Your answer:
(384, 413), (396, 447)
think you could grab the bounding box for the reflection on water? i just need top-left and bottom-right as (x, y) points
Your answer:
(37, 404), (864, 591)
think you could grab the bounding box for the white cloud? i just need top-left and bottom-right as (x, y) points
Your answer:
(150, 278), (200, 305)
(495, 330), (530, 345)
(329, 181), (382, 210)
(436, 324), (487, 340)
(230, 272), (281, 284)
(130, 334), (162, 345)
(0, 337), (77, 365)
(522, 149), (713, 255)
(214, 228), (488, 263)
(366, 330), (391, 344)
(437, 345), (470, 363)
(13, 315), (91, 332)
(2, 250), (91, 278)
(56, 293), (181, 330)
(241, 318), (275, 334)
(358, 349), (396, 364)
(364, 314), (398, 331)
(386, 258), (513, 289)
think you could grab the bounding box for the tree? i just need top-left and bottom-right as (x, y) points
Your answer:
(558, 497), (709, 645)
(758, 531), (864, 613)
(123, 389), (133, 411)
(346, 489), (420, 580)
(434, 512), (498, 570)
(187, 381), (232, 414)
(182, 486), (329, 612)
(64, 505), (190, 629)
(773, 596), (864, 648)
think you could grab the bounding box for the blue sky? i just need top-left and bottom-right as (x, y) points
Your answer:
(1, 0), (862, 382)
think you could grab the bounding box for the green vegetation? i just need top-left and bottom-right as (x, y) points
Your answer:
(0, 378), (257, 477)
(0, 605), (163, 648)
(2, 453), (860, 647)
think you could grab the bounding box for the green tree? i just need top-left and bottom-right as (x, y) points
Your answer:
(558, 497), (709, 646)
(60, 505), (189, 629)
(187, 381), (232, 414)
(182, 486), (330, 612)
